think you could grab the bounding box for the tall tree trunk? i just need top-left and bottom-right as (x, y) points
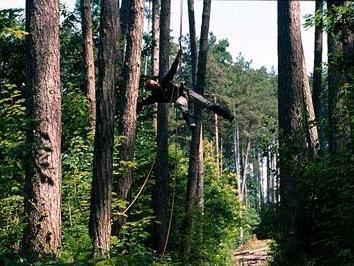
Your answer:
(303, 60), (319, 156)
(151, 0), (160, 132)
(196, 127), (204, 211)
(241, 138), (251, 203)
(233, 116), (242, 201)
(278, 0), (318, 259)
(184, 0), (211, 259)
(153, 0), (171, 254)
(81, 0), (96, 127)
(23, 0), (62, 256)
(259, 154), (264, 209)
(189, 0), (203, 213)
(266, 150), (271, 203)
(187, 0), (198, 88)
(214, 101), (220, 175)
(312, 0), (323, 138)
(327, 0), (345, 154)
(327, 0), (354, 154)
(89, 0), (119, 257)
(116, 0), (145, 231)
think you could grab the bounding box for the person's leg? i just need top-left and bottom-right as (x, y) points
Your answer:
(175, 96), (196, 128)
(188, 90), (234, 122)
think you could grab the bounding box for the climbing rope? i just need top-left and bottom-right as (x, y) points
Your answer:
(121, 0), (184, 255)
(122, 161), (155, 215)
(161, 0), (185, 255)
(162, 105), (179, 257)
(162, 0), (184, 246)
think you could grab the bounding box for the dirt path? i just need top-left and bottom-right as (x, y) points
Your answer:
(234, 236), (272, 266)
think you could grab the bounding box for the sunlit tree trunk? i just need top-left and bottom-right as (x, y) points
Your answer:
(241, 137), (251, 203)
(196, 127), (204, 210)
(23, 0), (62, 256)
(81, 0), (96, 127)
(89, 0), (119, 257)
(266, 150), (272, 203)
(303, 65), (319, 156)
(117, 0), (145, 223)
(233, 116), (242, 200)
(151, 0), (160, 132)
(259, 153), (264, 208)
(278, 0), (318, 259)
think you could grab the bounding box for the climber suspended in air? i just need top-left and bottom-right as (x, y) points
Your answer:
(137, 49), (235, 128)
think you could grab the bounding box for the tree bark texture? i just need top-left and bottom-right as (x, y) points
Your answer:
(152, 0), (160, 78)
(89, 0), (119, 257)
(184, 0), (211, 260)
(118, 0), (144, 202)
(154, 0), (171, 255)
(81, 0), (96, 128)
(23, 0), (62, 256)
(187, 0), (198, 88)
(302, 60), (319, 156)
(196, 126), (204, 211)
(151, 0), (160, 132)
(278, 0), (318, 258)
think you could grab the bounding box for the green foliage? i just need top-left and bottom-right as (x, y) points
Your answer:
(0, 84), (26, 253)
(0, 6), (270, 266)
(0, 9), (25, 89)
(272, 157), (354, 266)
(304, 2), (354, 34)
(169, 140), (260, 265)
(61, 89), (92, 149)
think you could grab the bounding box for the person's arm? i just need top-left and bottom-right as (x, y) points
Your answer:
(137, 95), (157, 112)
(161, 49), (182, 85)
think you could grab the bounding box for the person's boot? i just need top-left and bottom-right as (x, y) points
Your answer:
(183, 113), (196, 129)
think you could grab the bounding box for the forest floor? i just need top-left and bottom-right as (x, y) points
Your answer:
(233, 235), (272, 266)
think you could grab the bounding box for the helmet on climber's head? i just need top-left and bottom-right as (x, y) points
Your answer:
(145, 79), (161, 91)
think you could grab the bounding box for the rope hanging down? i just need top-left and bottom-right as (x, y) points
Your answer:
(162, 104), (179, 257)
(162, 0), (184, 256)
(122, 161), (155, 215)
(126, 0), (184, 255)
